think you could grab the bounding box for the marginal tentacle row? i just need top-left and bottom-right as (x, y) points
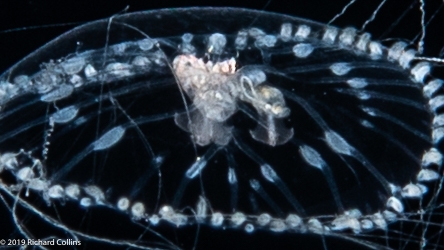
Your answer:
(0, 153), (437, 238)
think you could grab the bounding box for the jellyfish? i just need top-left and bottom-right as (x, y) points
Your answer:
(0, 2), (443, 250)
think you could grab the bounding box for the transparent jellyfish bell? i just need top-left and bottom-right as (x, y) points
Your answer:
(0, 4), (443, 250)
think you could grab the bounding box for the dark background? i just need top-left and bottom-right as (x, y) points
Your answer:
(1, 0), (444, 73)
(0, 0), (443, 249)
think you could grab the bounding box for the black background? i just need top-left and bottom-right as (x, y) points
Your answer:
(1, 0), (444, 73)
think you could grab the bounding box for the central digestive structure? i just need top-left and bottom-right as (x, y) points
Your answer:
(173, 52), (293, 146)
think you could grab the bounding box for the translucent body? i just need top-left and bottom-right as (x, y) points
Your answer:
(0, 5), (443, 250)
